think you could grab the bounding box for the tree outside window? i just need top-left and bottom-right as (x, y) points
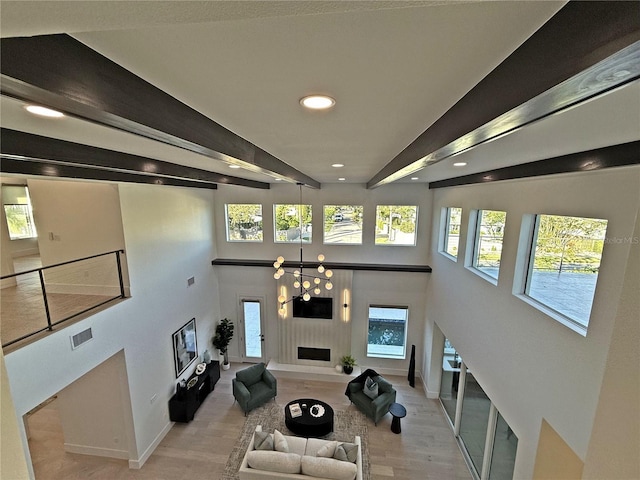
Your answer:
(472, 209), (507, 280)
(274, 204), (312, 243)
(442, 207), (462, 259)
(2, 185), (37, 240)
(225, 204), (263, 242)
(375, 205), (417, 245)
(526, 214), (608, 328)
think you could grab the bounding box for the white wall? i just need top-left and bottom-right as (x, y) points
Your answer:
(28, 179), (125, 265)
(214, 182), (432, 265)
(583, 200), (640, 479)
(425, 166), (640, 478)
(212, 182), (432, 378)
(4, 182), (219, 476)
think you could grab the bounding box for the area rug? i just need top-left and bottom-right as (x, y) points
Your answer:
(221, 402), (370, 479)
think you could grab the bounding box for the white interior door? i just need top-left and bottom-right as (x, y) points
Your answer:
(241, 299), (264, 362)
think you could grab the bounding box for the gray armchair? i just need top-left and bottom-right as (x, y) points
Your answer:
(345, 369), (396, 425)
(232, 362), (277, 415)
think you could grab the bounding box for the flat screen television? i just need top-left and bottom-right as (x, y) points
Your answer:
(293, 296), (333, 319)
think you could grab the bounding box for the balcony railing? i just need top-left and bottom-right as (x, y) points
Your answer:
(1, 250), (126, 348)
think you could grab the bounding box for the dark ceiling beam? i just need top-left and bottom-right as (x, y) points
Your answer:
(0, 34), (320, 189)
(367, 1), (640, 189)
(0, 157), (217, 190)
(0, 128), (271, 189)
(428, 141), (640, 189)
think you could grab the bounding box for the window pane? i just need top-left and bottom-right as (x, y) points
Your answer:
(225, 204), (263, 242)
(473, 210), (507, 280)
(526, 214), (608, 328)
(459, 371), (491, 477)
(443, 207), (462, 258)
(489, 411), (518, 480)
(274, 204), (312, 243)
(367, 306), (408, 358)
(323, 205), (363, 244)
(2, 185), (37, 240)
(375, 205), (418, 245)
(440, 338), (460, 424)
(242, 300), (262, 359)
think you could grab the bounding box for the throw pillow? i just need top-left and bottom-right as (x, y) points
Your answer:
(274, 429), (289, 453)
(253, 431), (273, 451)
(333, 442), (358, 463)
(364, 376), (379, 399)
(316, 440), (337, 458)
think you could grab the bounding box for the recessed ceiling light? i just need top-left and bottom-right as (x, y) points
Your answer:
(229, 164), (241, 169)
(453, 162), (467, 167)
(338, 177), (346, 181)
(300, 95), (336, 110)
(411, 177), (419, 180)
(25, 105), (64, 118)
(332, 163), (344, 168)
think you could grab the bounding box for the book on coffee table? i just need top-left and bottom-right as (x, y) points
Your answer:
(289, 403), (302, 418)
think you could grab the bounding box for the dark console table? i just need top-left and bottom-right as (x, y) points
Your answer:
(169, 361), (220, 422)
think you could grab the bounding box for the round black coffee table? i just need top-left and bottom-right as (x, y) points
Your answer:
(285, 398), (334, 437)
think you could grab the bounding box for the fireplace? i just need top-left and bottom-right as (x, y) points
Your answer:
(298, 347), (331, 362)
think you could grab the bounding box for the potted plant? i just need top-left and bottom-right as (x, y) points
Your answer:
(340, 354), (357, 374)
(212, 318), (234, 370)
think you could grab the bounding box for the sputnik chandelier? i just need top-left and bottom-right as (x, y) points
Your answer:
(274, 253), (334, 307)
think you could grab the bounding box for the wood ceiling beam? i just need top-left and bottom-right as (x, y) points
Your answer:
(0, 34), (320, 189)
(0, 128), (274, 189)
(367, 0), (640, 188)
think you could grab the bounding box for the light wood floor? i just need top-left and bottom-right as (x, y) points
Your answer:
(27, 363), (471, 479)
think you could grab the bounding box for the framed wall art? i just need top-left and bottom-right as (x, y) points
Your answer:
(173, 318), (198, 378)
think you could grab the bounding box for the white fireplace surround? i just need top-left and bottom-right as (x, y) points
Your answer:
(276, 269), (353, 367)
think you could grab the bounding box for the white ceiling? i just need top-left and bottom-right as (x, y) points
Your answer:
(1, 1), (638, 187)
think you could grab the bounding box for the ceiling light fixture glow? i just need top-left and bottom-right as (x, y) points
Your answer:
(300, 95), (336, 110)
(453, 162), (467, 167)
(332, 163), (344, 168)
(25, 105), (64, 118)
(229, 164), (241, 169)
(411, 177), (419, 180)
(338, 177), (346, 181)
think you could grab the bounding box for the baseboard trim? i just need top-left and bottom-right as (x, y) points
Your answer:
(64, 442), (129, 460)
(129, 421), (173, 469)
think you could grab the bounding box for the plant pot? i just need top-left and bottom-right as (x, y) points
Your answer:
(222, 362), (230, 371)
(343, 365), (353, 374)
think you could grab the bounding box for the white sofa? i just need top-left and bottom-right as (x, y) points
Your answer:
(238, 425), (363, 480)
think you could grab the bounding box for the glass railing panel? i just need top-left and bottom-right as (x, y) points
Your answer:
(1, 250), (126, 347)
(0, 270), (49, 345)
(42, 254), (122, 325)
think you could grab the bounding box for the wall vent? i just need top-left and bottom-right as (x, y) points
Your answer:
(70, 328), (93, 350)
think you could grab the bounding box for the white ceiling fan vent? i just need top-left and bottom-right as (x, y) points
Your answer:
(70, 328), (93, 350)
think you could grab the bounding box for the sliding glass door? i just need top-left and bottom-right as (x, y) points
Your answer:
(438, 336), (518, 480)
